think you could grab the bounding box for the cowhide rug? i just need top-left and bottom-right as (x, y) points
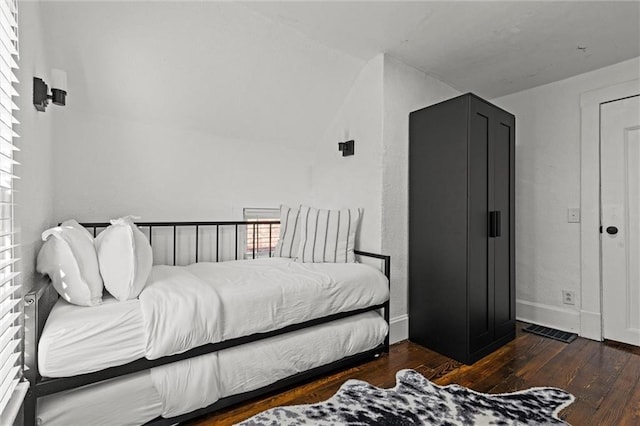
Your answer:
(238, 369), (574, 425)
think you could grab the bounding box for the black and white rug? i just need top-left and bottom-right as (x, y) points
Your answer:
(238, 369), (574, 425)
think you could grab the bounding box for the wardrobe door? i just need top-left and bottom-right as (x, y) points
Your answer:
(493, 111), (515, 339)
(468, 98), (494, 353)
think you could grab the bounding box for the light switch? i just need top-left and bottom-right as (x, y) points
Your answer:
(567, 208), (580, 223)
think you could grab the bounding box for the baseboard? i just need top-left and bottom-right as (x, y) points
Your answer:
(516, 299), (580, 334)
(398, 303), (594, 343)
(389, 314), (408, 344)
(579, 309), (602, 341)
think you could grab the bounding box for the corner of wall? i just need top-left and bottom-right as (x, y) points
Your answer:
(389, 314), (408, 344)
(15, 1), (55, 291)
(309, 53), (385, 253)
(380, 57), (460, 320)
(493, 56), (640, 340)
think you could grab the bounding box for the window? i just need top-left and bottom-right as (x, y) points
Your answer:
(243, 208), (280, 259)
(0, 0), (19, 419)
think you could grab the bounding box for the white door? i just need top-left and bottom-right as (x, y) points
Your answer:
(601, 95), (640, 346)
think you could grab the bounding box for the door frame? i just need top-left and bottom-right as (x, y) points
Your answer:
(580, 79), (640, 341)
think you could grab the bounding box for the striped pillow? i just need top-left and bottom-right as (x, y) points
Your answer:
(296, 206), (361, 263)
(273, 205), (302, 258)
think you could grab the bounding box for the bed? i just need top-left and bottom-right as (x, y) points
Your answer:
(24, 220), (391, 425)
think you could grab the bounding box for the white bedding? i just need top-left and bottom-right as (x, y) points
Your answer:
(38, 295), (146, 377)
(39, 257), (389, 377)
(38, 370), (162, 426)
(217, 311), (388, 398)
(184, 258), (388, 343)
(140, 264), (224, 359)
(38, 312), (388, 425)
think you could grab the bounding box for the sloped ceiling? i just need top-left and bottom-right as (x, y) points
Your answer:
(38, 1), (366, 149)
(36, 0), (639, 145)
(244, 1), (640, 98)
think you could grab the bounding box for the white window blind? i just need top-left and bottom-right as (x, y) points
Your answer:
(0, 0), (19, 418)
(243, 208), (280, 259)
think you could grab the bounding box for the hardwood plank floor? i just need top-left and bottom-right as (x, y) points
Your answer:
(189, 323), (640, 425)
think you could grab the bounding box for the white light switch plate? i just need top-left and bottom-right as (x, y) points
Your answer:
(567, 208), (580, 223)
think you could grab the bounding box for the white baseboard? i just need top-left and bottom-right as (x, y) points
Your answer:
(579, 310), (602, 341)
(389, 314), (408, 344)
(516, 299), (580, 333)
(392, 302), (595, 344)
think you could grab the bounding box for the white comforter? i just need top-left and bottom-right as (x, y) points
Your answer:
(139, 265), (224, 359)
(139, 258), (389, 360)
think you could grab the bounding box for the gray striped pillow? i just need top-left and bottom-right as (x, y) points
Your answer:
(273, 205), (302, 258)
(296, 206), (361, 263)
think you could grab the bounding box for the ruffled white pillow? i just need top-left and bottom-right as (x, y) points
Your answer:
(37, 220), (104, 306)
(95, 216), (152, 301)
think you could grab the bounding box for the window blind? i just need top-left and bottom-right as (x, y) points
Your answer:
(0, 0), (19, 418)
(243, 208), (280, 259)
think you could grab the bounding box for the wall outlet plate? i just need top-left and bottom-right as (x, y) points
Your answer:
(562, 290), (576, 305)
(567, 207), (580, 223)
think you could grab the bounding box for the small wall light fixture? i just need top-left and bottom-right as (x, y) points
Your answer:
(33, 69), (67, 112)
(338, 140), (354, 157)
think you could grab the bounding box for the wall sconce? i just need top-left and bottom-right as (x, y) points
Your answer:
(33, 69), (67, 112)
(338, 140), (354, 157)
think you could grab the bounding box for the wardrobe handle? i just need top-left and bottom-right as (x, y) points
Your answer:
(494, 211), (501, 237)
(489, 212), (495, 238)
(489, 211), (502, 238)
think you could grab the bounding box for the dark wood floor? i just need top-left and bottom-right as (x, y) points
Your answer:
(191, 323), (640, 425)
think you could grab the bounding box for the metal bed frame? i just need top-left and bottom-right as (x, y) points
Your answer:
(23, 221), (391, 425)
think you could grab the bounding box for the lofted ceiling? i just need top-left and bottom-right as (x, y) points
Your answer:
(243, 1), (640, 98)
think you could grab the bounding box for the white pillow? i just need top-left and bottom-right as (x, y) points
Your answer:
(37, 220), (104, 306)
(273, 205), (302, 258)
(95, 216), (153, 301)
(296, 206), (361, 263)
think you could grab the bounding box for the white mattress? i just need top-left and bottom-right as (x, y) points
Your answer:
(38, 370), (162, 426)
(37, 312), (387, 426)
(217, 311), (388, 398)
(39, 258), (388, 377)
(39, 295), (146, 377)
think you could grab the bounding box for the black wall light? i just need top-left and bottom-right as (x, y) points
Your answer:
(338, 140), (354, 157)
(33, 69), (67, 112)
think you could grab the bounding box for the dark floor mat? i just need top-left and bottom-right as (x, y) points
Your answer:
(522, 324), (578, 343)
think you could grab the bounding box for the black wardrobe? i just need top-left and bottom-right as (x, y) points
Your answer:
(408, 93), (515, 365)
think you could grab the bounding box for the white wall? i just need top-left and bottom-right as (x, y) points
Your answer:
(381, 56), (460, 337)
(39, 1), (365, 222)
(311, 54), (461, 342)
(493, 57), (640, 333)
(15, 1), (55, 290)
(310, 55), (384, 253)
(37, 0), (634, 343)
(52, 112), (314, 221)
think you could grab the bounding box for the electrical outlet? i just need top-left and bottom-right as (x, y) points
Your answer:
(562, 290), (575, 305)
